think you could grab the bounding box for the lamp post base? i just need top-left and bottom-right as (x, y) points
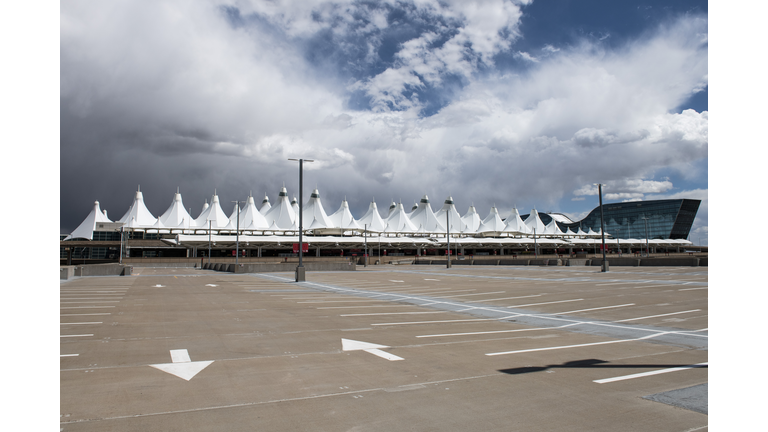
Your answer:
(601, 260), (609, 272)
(295, 266), (306, 282)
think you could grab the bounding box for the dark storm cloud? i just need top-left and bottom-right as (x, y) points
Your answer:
(61, 1), (707, 241)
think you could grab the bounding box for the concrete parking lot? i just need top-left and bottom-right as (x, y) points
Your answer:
(61, 265), (708, 431)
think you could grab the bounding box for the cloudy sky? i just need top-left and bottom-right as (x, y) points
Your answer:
(59, 0), (708, 242)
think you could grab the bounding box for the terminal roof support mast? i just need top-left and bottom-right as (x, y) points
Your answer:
(289, 158), (314, 281)
(596, 183), (608, 272)
(208, 220), (211, 265)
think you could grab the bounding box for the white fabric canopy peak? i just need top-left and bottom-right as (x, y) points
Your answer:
(65, 201), (113, 240)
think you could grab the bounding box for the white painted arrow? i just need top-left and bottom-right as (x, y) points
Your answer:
(342, 338), (404, 361)
(153, 284), (164, 288)
(150, 349), (214, 381)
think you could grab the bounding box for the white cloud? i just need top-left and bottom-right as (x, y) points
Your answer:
(514, 51), (539, 62)
(60, 2), (708, 235)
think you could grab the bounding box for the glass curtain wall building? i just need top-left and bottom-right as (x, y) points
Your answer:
(524, 199), (701, 240)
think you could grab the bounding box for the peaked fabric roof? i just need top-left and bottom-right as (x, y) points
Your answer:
(118, 188), (157, 227)
(502, 207), (529, 234)
(264, 187), (296, 230)
(408, 195), (445, 233)
(302, 188), (332, 229)
(385, 202), (417, 233)
(328, 199), (361, 230)
(65, 201), (113, 240)
(238, 195), (269, 230)
(461, 206), (482, 233)
(194, 192), (230, 228)
(524, 208), (547, 233)
(544, 217), (563, 235)
(357, 200), (387, 232)
(434, 196), (466, 233)
(197, 199), (209, 219)
(158, 189), (192, 229)
(477, 206), (506, 234)
(259, 194), (271, 215)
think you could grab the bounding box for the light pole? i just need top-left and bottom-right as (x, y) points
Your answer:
(364, 224), (368, 267)
(208, 220), (212, 265)
(446, 210), (451, 268)
(232, 200), (245, 267)
(595, 183), (608, 272)
(533, 228), (537, 257)
(641, 216), (650, 257)
(289, 158), (314, 281)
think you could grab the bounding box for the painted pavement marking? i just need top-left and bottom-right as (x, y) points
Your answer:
(60, 354), (79, 357)
(341, 338), (404, 361)
(60, 334), (93, 338)
(149, 349), (214, 381)
(614, 310), (702, 322)
(594, 362), (708, 384)
(506, 299), (583, 308)
(60, 322), (103, 325)
(553, 304), (635, 315)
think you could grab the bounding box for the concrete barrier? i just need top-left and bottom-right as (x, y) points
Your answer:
(60, 266), (75, 280)
(566, 259), (590, 266)
(639, 258), (699, 267)
(231, 262), (356, 273)
(529, 259), (550, 266)
(699, 257), (707, 266)
(452, 260), (473, 265)
(590, 258), (641, 267)
(414, 260), (432, 265)
(498, 259), (530, 266)
(548, 259), (561, 266)
(474, 259), (500, 265)
(72, 263), (132, 277)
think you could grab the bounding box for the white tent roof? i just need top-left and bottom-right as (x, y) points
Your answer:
(197, 199), (209, 219)
(259, 194), (271, 215)
(238, 194), (269, 230)
(302, 188), (333, 229)
(118, 188), (158, 227)
(65, 201), (113, 240)
(543, 217), (563, 235)
(461, 205), (482, 233)
(158, 188), (193, 229)
(328, 199), (361, 230)
(434, 196), (466, 233)
(193, 192), (230, 229)
(502, 207), (529, 234)
(408, 195), (445, 233)
(291, 197), (300, 220)
(264, 187), (296, 230)
(387, 201), (397, 219)
(477, 206), (506, 234)
(357, 200), (387, 232)
(524, 208), (547, 234)
(385, 202), (417, 233)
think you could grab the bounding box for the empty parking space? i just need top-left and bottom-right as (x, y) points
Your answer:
(61, 265), (707, 431)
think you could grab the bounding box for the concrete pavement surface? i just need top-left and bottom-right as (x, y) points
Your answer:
(61, 265), (708, 431)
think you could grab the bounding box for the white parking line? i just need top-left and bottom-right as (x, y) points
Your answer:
(60, 301), (121, 304)
(372, 318), (496, 326)
(553, 304), (635, 315)
(60, 322), (102, 325)
(678, 287), (707, 291)
(439, 291), (506, 299)
(297, 299), (390, 304)
(60, 306), (115, 309)
(506, 299), (583, 308)
(594, 362), (708, 384)
(317, 305), (412, 309)
(614, 310), (701, 322)
(61, 313), (111, 316)
(60, 354), (79, 357)
(468, 294), (542, 303)
(341, 311), (448, 317)
(60, 334), (93, 338)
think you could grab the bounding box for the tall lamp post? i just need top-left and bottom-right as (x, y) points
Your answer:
(231, 200), (245, 267)
(446, 211), (451, 269)
(364, 224), (368, 268)
(289, 158), (314, 282)
(595, 183), (608, 272)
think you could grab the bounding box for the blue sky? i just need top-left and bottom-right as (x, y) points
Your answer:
(59, 0), (708, 242)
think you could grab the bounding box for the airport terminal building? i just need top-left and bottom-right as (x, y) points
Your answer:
(60, 187), (700, 263)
